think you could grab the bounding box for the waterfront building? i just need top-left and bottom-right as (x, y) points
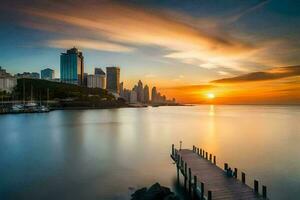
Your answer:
(0, 67), (17, 93)
(60, 47), (84, 85)
(87, 74), (105, 89)
(41, 68), (55, 80)
(143, 85), (150, 103)
(0, 66), (10, 77)
(151, 86), (157, 103)
(83, 73), (88, 87)
(94, 68), (106, 88)
(106, 66), (120, 93)
(95, 68), (105, 76)
(137, 80), (144, 103)
(119, 82), (124, 98)
(123, 89), (131, 102)
(0, 77), (17, 93)
(130, 90), (137, 103)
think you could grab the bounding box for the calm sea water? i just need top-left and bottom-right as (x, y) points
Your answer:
(1, 105), (300, 200)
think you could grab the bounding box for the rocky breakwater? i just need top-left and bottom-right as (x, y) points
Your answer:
(131, 183), (179, 200)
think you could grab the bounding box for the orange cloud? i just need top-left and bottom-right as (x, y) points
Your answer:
(212, 66), (300, 83)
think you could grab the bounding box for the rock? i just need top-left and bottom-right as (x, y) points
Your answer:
(131, 183), (178, 200)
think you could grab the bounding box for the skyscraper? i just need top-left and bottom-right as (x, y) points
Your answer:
(137, 80), (144, 103)
(119, 82), (124, 97)
(41, 68), (55, 80)
(143, 85), (150, 103)
(60, 47), (84, 85)
(106, 66), (120, 93)
(151, 86), (157, 103)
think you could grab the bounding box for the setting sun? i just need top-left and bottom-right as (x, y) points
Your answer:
(207, 93), (215, 99)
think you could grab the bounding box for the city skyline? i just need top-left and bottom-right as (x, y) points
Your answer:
(1, 0), (300, 104)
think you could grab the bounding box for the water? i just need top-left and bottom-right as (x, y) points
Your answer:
(0, 105), (300, 200)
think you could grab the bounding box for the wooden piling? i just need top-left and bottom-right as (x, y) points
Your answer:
(208, 190), (212, 200)
(262, 185), (267, 198)
(197, 148), (199, 155)
(200, 182), (204, 200)
(242, 172), (246, 184)
(254, 180), (259, 193)
(200, 149), (202, 156)
(189, 168), (192, 195)
(209, 154), (212, 162)
(205, 152), (208, 159)
(213, 156), (216, 164)
(176, 154), (179, 182)
(184, 162), (187, 189)
(193, 175), (197, 199)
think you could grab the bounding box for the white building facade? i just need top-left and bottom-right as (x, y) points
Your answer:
(87, 74), (105, 89)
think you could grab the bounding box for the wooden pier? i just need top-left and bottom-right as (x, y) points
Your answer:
(171, 144), (268, 200)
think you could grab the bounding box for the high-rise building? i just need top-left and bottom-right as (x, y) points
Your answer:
(143, 85), (150, 103)
(106, 66), (120, 93)
(119, 82), (124, 97)
(95, 68), (105, 75)
(130, 90), (137, 103)
(41, 68), (55, 80)
(83, 73), (88, 87)
(60, 47), (84, 85)
(151, 86), (157, 103)
(137, 80), (144, 103)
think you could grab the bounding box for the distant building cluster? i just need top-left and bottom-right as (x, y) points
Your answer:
(0, 47), (176, 104)
(120, 80), (176, 104)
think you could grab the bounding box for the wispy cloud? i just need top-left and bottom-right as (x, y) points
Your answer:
(15, 1), (261, 71)
(212, 66), (300, 83)
(48, 39), (134, 52)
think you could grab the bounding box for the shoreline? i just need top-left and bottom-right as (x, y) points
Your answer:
(0, 103), (188, 115)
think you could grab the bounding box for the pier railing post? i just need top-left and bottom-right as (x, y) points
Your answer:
(209, 154), (212, 162)
(234, 168), (238, 178)
(208, 190), (212, 200)
(176, 154), (179, 182)
(200, 182), (204, 200)
(213, 156), (216, 165)
(205, 152), (208, 159)
(193, 175), (197, 199)
(200, 149), (202, 156)
(197, 148), (199, 155)
(242, 172), (246, 184)
(262, 185), (267, 198)
(254, 180), (259, 194)
(172, 144), (174, 156)
(188, 168), (192, 195)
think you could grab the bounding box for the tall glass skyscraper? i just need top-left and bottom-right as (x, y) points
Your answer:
(60, 47), (84, 85)
(106, 66), (120, 93)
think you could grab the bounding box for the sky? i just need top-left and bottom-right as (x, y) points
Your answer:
(0, 0), (300, 104)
